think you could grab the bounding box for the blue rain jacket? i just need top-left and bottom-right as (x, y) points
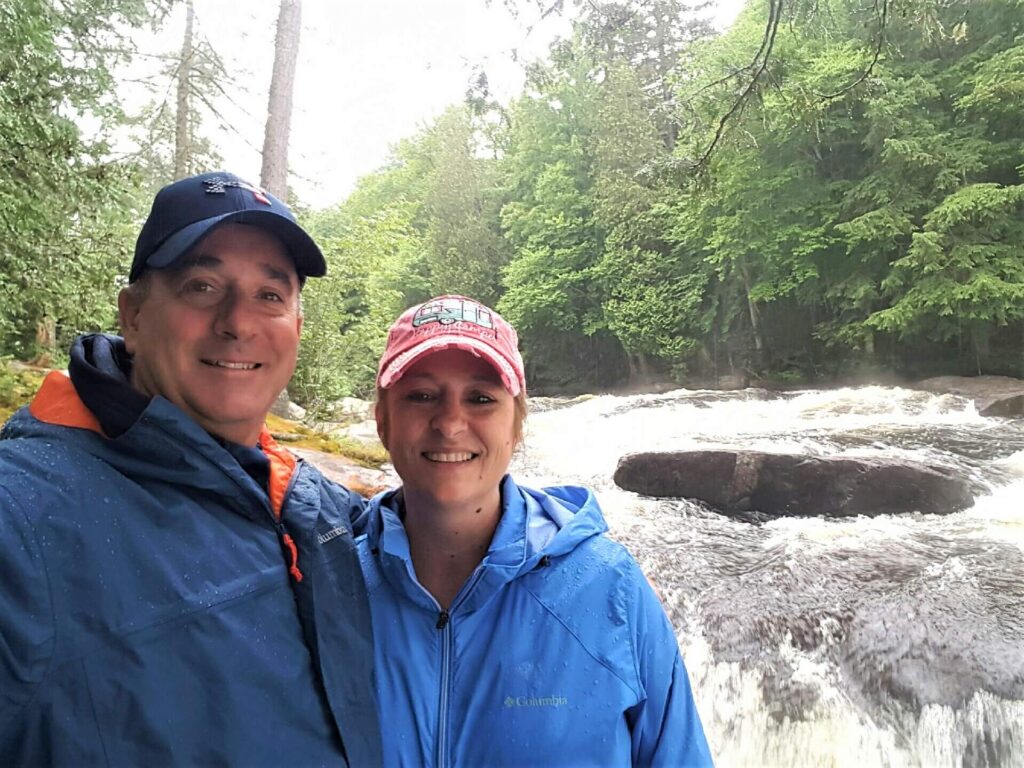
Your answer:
(0, 369), (381, 766)
(358, 476), (713, 767)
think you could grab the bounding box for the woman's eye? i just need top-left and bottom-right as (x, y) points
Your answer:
(470, 393), (497, 405)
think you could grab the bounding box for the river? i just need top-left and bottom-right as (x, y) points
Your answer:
(510, 385), (1024, 768)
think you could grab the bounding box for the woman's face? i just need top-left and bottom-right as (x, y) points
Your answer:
(376, 348), (517, 515)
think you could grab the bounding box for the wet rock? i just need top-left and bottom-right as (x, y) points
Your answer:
(289, 447), (393, 498)
(915, 375), (1024, 417)
(329, 397), (373, 421)
(613, 450), (974, 517)
(270, 389), (306, 421)
(841, 558), (1024, 710)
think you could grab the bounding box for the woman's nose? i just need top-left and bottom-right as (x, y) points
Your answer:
(430, 399), (467, 437)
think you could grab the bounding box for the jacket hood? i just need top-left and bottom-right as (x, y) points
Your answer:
(68, 333), (149, 438)
(365, 476), (608, 614)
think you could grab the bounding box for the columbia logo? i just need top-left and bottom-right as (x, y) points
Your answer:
(317, 527), (348, 545)
(503, 695), (568, 708)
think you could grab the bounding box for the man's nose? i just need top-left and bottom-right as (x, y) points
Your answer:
(212, 289), (255, 339)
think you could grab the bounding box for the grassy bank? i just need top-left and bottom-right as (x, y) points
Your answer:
(0, 362), (45, 424)
(265, 413), (387, 467)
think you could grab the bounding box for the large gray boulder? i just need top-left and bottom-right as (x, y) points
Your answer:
(270, 389), (306, 421)
(915, 375), (1024, 417)
(613, 450), (975, 517)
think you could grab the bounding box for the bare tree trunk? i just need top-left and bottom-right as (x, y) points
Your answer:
(173, 0), (194, 179)
(741, 264), (766, 368)
(32, 314), (56, 368)
(261, 0), (302, 201)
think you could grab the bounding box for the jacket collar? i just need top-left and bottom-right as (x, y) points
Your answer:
(369, 476), (606, 615)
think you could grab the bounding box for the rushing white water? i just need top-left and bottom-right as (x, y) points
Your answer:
(511, 386), (1024, 768)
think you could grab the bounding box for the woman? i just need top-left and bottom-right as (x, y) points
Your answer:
(359, 295), (713, 767)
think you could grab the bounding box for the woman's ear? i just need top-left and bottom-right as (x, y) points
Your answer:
(374, 397), (389, 450)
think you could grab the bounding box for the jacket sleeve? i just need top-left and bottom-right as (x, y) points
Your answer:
(626, 566), (714, 767)
(321, 477), (372, 536)
(0, 484), (55, 749)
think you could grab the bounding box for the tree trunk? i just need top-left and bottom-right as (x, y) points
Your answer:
(741, 264), (766, 368)
(260, 0), (302, 201)
(626, 352), (640, 382)
(173, 0), (194, 179)
(31, 314), (56, 367)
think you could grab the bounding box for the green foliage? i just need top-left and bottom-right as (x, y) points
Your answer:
(419, 108), (511, 305)
(661, 0), (1024, 376)
(291, 105), (512, 404)
(868, 183), (1024, 338)
(292, 202), (424, 411)
(0, 360), (44, 423)
(497, 47), (618, 385)
(0, 0), (157, 361)
(8, 0), (1024, 395)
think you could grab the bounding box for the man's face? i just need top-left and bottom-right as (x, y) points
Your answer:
(118, 223), (303, 445)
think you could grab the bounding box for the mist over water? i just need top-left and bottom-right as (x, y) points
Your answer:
(512, 387), (1024, 767)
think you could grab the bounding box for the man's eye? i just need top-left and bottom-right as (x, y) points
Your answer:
(184, 280), (215, 294)
(260, 291), (284, 303)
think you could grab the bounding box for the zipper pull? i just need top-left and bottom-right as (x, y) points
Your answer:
(436, 610), (450, 629)
(278, 527), (304, 583)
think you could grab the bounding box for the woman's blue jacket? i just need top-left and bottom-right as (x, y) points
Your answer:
(358, 476), (713, 767)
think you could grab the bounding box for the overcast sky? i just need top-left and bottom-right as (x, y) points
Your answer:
(130, 0), (743, 209)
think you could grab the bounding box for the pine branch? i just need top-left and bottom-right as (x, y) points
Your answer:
(690, 0), (783, 171)
(815, 0), (888, 100)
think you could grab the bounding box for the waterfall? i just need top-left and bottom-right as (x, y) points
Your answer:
(512, 386), (1024, 767)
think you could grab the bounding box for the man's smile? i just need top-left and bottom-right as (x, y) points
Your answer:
(201, 359), (261, 370)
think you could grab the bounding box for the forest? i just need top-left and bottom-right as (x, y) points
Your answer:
(2, 0), (1023, 412)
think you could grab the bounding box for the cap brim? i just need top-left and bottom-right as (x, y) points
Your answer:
(137, 209), (326, 281)
(378, 336), (522, 396)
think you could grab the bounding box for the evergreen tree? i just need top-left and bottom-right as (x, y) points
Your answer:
(0, 0), (158, 362)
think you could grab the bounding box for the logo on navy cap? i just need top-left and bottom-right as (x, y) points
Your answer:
(202, 176), (271, 205)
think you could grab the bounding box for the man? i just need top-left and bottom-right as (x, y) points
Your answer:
(0, 172), (382, 765)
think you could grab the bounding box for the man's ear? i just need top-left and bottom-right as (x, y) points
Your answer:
(117, 287), (142, 354)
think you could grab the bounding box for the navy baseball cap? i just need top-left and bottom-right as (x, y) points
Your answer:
(130, 171), (327, 283)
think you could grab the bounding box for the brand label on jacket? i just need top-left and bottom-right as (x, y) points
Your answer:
(503, 695), (568, 708)
(317, 526), (348, 545)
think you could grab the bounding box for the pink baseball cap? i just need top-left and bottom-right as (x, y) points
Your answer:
(376, 295), (526, 396)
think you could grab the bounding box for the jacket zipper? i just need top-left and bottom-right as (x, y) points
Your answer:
(436, 608), (452, 768)
(429, 567), (485, 768)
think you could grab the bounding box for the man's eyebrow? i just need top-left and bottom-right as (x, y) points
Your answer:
(177, 254), (222, 270)
(176, 255), (296, 289)
(260, 262), (296, 288)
